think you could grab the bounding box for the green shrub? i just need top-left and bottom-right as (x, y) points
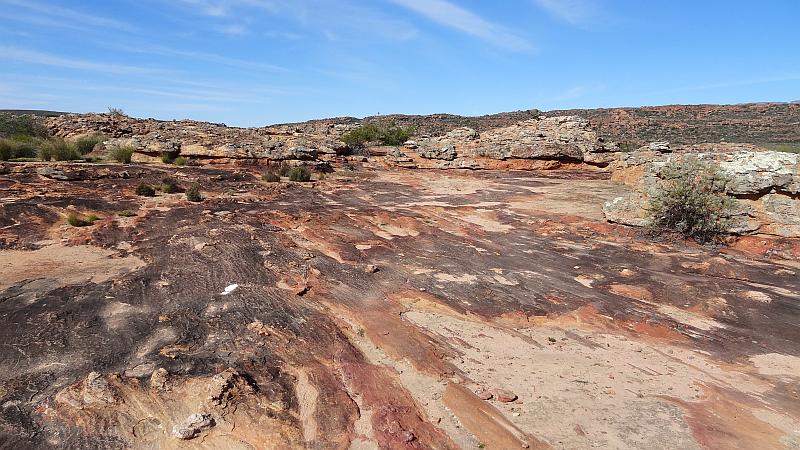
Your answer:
(341, 121), (414, 148)
(278, 161), (292, 176)
(0, 139), (14, 161)
(262, 171), (280, 182)
(160, 151), (180, 164)
(173, 156), (187, 166)
(41, 139), (79, 161)
(288, 166), (311, 182)
(647, 158), (737, 243)
(379, 121), (414, 146)
(118, 210), (137, 217)
(0, 136), (40, 159)
(66, 212), (98, 227)
(341, 123), (380, 148)
(75, 134), (103, 155)
(136, 183), (156, 197)
(185, 183), (202, 202)
(109, 145), (134, 163)
(0, 113), (48, 138)
(160, 177), (180, 193)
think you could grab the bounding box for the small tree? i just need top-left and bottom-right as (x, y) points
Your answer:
(647, 158), (737, 243)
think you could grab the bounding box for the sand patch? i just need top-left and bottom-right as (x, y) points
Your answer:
(0, 244), (144, 291)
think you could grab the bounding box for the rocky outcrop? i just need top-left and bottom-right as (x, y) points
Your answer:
(46, 113), (622, 169)
(411, 116), (619, 168)
(46, 113), (348, 163)
(604, 149), (800, 237)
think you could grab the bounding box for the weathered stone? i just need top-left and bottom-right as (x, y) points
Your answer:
(491, 388), (517, 402)
(648, 141), (671, 153)
(172, 413), (214, 440)
(603, 193), (651, 227)
(418, 144), (457, 161)
(149, 368), (169, 391)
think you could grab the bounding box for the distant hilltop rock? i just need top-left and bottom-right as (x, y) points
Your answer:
(547, 102), (800, 147)
(45, 113), (621, 170)
(400, 116), (619, 169)
(45, 113), (353, 164)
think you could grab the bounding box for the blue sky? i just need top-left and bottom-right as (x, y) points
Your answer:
(0, 0), (798, 126)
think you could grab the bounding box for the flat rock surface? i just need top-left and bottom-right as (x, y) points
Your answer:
(1, 163), (799, 449)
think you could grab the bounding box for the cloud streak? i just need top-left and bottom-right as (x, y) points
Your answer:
(107, 43), (288, 73)
(0, 0), (138, 32)
(0, 47), (170, 76)
(388, 0), (531, 50)
(532, 0), (601, 26)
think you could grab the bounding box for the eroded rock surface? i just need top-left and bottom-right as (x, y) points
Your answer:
(1, 162), (799, 449)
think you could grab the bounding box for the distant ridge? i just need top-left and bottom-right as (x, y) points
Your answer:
(4, 102), (799, 145)
(0, 109), (67, 117)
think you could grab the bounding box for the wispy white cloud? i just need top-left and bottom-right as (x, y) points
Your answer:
(0, 0), (138, 32)
(388, 0), (531, 51)
(0, 47), (170, 75)
(532, 0), (601, 26)
(547, 83), (605, 102)
(215, 23), (249, 35)
(106, 43), (288, 73)
(662, 74), (800, 94)
(174, 0), (418, 42)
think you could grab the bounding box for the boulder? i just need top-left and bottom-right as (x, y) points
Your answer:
(172, 413), (214, 440)
(648, 141), (671, 153)
(413, 116), (618, 165)
(418, 144), (457, 161)
(604, 149), (800, 237)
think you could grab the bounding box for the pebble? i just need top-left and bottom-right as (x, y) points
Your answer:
(492, 388), (518, 403)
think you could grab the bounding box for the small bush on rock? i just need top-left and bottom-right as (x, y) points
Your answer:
(0, 113), (48, 138)
(67, 212), (99, 227)
(262, 171), (280, 182)
(136, 183), (156, 197)
(278, 162), (292, 177)
(341, 121), (414, 148)
(174, 156), (187, 166)
(109, 145), (134, 163)
(41, 139), (79, 161)
(288, 167), (311, 182)
(160, 150), (181, 164)
(185, 183), (203, 202)
(647, 158), (737, 243)
(75, 134), (103, 155)
(160, 177), (180, 193)
(0, 139), (15, 161)
(0, 137), (39, 160)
